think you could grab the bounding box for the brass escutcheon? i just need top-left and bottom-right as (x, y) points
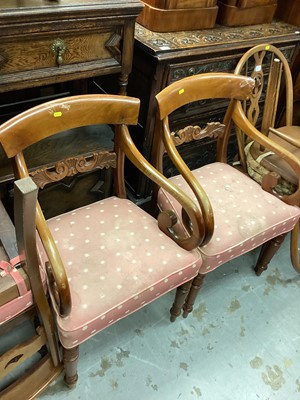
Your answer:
(51, 38), (66, 66)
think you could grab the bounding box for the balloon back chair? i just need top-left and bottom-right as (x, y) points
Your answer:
(152, 72), (300, 320)
(0, 178), (62, 399)
(0, 94), (204, 387)
(229, 43), (300, 272)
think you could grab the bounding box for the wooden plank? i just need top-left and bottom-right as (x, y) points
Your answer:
(0, 354), (63, 400)
(0, 267), (30, 306)
(0, 327), (46, 378)
(0, 201), (18, 260)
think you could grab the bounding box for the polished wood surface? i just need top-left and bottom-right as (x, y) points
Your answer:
(143, 0), (217, 8)
(137, 2), (218, 32)
(217, 1), (277, 26)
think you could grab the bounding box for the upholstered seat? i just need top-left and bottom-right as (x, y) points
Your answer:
(158, 162), (299, 273)
(39, 196), (200, 348)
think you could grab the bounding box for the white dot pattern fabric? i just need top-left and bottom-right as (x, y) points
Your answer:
(38, 197), (202, 348)
(158, 162), (300, 273)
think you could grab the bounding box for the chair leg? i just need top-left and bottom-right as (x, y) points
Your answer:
(182, 273), (205, 318)
(254, 233), (287, 276)
(290, 222), (300, 273)
(170, 280), (193, 322)
(62, 346), (79, 387)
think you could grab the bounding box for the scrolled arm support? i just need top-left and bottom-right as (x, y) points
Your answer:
(116, 125), (205, 251)
(36, 203), (71, 317)
(161, 118), (214, 245)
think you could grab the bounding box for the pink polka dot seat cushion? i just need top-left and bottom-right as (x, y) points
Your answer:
(157, 162), (300, 274)
(38, 196), (202, 349)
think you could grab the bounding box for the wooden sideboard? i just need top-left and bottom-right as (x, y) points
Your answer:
(126, 21), (300, 201)
(0, 0), (143, 94)
(0, 0), (143, 217)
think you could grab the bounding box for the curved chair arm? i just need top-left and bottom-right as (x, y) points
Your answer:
(161, 117), (214, 246)
(269, 127), (300, 148)
(232, 101), (300, 206)
(14, 153), (71, 318)
(115, 124), (207, 251)
(36, 203), (72, 317)
(153, 73), (255, 245)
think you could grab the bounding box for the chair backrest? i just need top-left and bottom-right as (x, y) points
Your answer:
(153, 72), (256, 244)
(0, 94), (206, 318)
(234, 43), (294, 130)
(231, 44), (294, 170)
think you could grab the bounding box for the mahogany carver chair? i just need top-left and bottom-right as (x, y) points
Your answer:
(0, 178), (62, 399)
(152, 72), (300, 320)
(0, 94), (204, 387)
(229, 44), (300, 272)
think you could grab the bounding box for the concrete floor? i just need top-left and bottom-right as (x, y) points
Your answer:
(3, 234), (299, 399)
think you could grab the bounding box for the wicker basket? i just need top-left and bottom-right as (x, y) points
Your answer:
(244, 141), (296, 195)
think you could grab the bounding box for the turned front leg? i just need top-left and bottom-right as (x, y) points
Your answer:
(255, 233), (287, 276)
(170, 280), (193, 322)
(63, 345), (79, 387)
(182, 273), (205, 318)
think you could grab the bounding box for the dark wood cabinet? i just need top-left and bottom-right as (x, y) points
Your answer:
(127, 21), (300, 201)
(0, 0), (143, 94)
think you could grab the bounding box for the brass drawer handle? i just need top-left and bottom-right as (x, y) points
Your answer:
(51, 39), (66, 66)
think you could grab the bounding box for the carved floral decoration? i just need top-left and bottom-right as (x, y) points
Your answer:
(171, 122), (225, 146)
(30, 151), (116, 189)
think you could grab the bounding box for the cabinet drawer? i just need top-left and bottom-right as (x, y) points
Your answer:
(0, 32), (115, 75)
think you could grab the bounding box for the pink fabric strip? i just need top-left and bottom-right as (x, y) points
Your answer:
(0, 257), (28, 296)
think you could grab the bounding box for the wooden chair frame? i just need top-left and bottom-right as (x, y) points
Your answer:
(230, 44), (300, 273)
(152, 72), (300, 318)
(0, 94), (206, 386)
